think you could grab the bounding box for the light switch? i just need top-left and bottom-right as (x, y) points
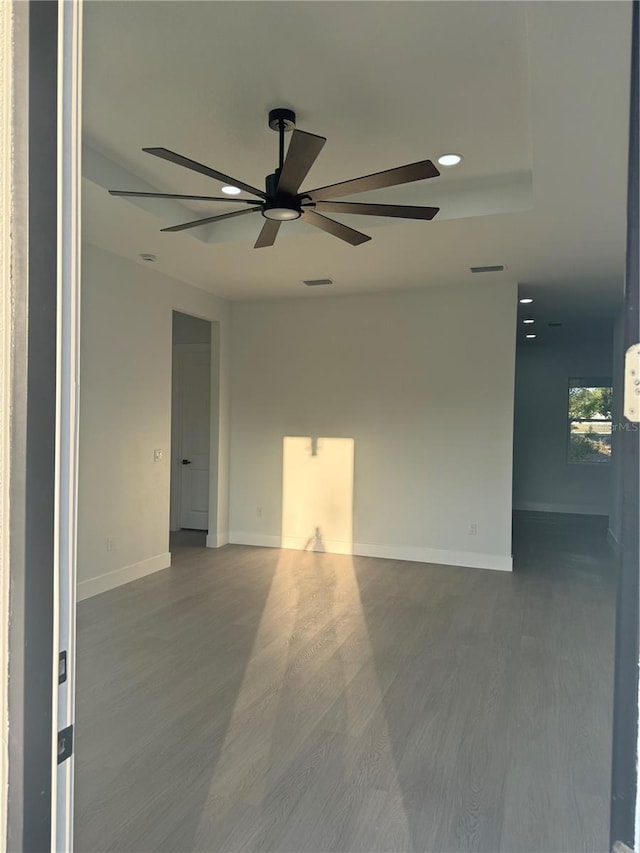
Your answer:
(154, 449), (163, 462)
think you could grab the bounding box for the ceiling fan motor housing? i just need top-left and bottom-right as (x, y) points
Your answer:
(262, 171), (302, 220)
(265, 171), (280, 197)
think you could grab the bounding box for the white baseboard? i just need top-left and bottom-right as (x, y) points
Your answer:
(229, 531), (280, 548)
(206, 532), (229, 548)
(513, 501), (609, 516)
(281, 535), (353, 555)
(352, 542), (512, 572)
(77, 552), (172, 601)
(228, 532), (512, 572)
(607, 527), (621, 557)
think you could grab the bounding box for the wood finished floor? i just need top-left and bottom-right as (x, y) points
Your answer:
(74, 513), (616, 853)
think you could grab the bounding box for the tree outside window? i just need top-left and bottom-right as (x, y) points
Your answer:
(568, 378), (613, 464)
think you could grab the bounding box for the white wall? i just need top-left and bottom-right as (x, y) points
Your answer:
(513, 338), (613, 516)
(77, 245), (230, 599)
(229, 283), (517, 571)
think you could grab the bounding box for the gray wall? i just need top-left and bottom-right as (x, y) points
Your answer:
(513, 338), (614, 515)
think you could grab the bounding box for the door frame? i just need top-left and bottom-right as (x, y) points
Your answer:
(610, 1), (640, 849)
(5, 0), (82, 850)
(169, 313), (222, 545)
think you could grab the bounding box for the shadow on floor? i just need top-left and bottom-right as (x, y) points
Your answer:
(74, 544), (280, 852)
(170, 528), (207, 550)
(356, 510), (616, 852)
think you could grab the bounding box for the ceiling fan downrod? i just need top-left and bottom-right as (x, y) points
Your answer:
(268, 107), (296, 180)
(263, 108), (302, 220)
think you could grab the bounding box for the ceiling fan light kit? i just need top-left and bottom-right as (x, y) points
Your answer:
(262, 206), (302, 221)
(109, 108), (441, 248)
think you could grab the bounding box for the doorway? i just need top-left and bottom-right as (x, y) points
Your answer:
(170, 311), (212, 547)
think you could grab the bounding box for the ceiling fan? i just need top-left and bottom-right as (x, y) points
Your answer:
(109, 108), (441, 248)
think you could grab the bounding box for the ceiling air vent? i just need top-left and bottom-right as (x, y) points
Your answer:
(470, 265), (505, 273)
(302, 278), (333, 287)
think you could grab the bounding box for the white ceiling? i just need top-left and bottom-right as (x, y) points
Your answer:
(82, 1), (631, 338)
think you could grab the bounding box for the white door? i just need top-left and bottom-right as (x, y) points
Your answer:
(175, 345), (211, 529)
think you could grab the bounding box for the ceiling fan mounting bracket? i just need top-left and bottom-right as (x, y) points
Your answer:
(268, 108), (296, 132)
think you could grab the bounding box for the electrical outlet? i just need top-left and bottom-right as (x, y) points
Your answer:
(106, 536), (114, 551)
(468, 523), (478, 536)
(257, 507), (263, 518)
(153, 449), (163, 462)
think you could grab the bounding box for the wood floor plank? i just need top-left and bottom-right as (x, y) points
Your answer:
(75, 512), (615, 853)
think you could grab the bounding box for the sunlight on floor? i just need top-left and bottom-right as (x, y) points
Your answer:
(197, 549), (410, 841)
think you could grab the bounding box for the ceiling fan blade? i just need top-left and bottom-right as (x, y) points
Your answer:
(254, 219), (282, 248)
(312, 201), (439, 220)
(305, 160), (440, 202)
(143, 147), (266, 199)
(302, 209), (371, 246)
(109, 190), (259, 204)
(161, 206), (262, 233)
(277, 130), (326, 196)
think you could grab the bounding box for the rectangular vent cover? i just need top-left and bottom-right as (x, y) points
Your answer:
(303, 278), (333, 287)
(470, 265), (505, 273)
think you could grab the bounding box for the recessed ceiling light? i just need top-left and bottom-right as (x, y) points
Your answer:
(526, 334), (537, 339)
(519, 297), (534, 304)
(139, 253), (156, 263)
(438, 153), (462, 167)
(523, 319), (535, 324)
(222, 186), (241, 195)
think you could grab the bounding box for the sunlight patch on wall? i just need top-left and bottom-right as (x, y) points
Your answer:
(282, 437), (354, 555)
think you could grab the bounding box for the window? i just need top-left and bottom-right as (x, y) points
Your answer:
(568, 378), (613, 464)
